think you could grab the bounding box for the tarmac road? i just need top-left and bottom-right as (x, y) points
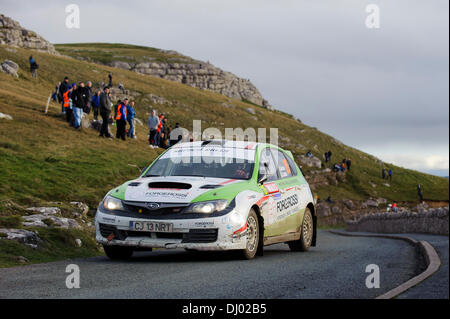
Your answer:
(0, 230), (422, 299)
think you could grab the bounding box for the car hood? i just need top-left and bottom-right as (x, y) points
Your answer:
(123, 176), (244, 204)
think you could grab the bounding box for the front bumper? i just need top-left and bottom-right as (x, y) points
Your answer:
(95, 209), (247, 251)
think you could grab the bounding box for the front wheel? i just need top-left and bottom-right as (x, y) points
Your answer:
(288, 208), (313, 252)
(103, 245), (134, 260)
(239, 209), (259, 260)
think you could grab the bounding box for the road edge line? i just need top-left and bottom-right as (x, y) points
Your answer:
(328, 230), (441, 299)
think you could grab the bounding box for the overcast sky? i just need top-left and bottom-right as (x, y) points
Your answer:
(1, 0), (448, 176)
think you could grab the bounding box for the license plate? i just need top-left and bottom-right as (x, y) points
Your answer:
(130, 221), (173, 233)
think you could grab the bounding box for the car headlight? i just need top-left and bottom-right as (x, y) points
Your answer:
(103, 195), (124, 211)
(185, 200), (229, 214)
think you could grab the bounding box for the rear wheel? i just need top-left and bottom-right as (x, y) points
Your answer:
(103, 245), (134, 260)
(239, 209), (259, 260)
(288, 208), (313, 252)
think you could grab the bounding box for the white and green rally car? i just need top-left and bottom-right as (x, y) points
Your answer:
(95, 140), (317, 260)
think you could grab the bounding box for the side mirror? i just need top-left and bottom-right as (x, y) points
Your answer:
(258, 174), (268, 185)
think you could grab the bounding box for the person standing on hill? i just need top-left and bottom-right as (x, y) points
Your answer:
(99, 87), (113, 138)
(59, 77), (71, 114)
(72, 82), (89, 129)
(388, 169), (393, 181)
(346, 159), (352, 171)
(63, 83), (75, 124)
(126, 101), (137, 139)
(382, 168), (387, 179)
(91, 89), (101, 121)
(108, 73), (113, 87)
(417, 184), (424, 202)
(115, 98), (128, 141)
(147, 110), (160, 148)
(161, 118), (170, 148)
(29, 55), (38, 78)
(85, 81), (93, 114)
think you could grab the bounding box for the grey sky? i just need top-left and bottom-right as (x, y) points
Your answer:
(1, 0), (448, 175)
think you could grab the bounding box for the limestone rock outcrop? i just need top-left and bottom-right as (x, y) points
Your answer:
(0, 14), (57, 54)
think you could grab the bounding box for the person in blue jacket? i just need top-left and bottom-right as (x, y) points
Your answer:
(126, 100), (137, 138)
(91, 89), (101, 121)
(29, 55), (38, 78)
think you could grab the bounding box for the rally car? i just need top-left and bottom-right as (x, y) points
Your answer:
(95, 140), (317, 260)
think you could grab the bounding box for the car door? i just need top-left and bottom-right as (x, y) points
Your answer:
(258, 147), (281, 237)
(267, 149), (303, 237)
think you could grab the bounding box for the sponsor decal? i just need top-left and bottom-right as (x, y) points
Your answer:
(194, 221), (215, 227)
(256, 195), (270, 207)
(273, 193), (282, 200)
(264, 182), (279, 194)
(145, 191), (189, 199)
(276, 194), (299, 213)
(220, 179), (237, 185)
(101, 216), (116, 223)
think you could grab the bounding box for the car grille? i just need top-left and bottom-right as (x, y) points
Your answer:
(99, 223), (117, 238)
(98, 223), (218, 243)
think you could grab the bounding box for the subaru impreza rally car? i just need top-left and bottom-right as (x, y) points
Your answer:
(95, 140), (317, 260)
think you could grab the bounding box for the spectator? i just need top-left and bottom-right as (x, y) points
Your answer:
(91, 89), (101, 121)
(346, 159), (352, 171)
(52, 82), (61, 102)
(115, 98), (128, 141)
(114, 100), (122, 120)
(161, 118), (171, 148)
(155, 114), (165, 147)
(85, 81), (93, 114)
(324, 151), (332, 163)
(72, 81), (89, 129)
(29, 55), (38, 78)
(392, 203), (398, 213)
(108, 73), (113, 87)
(382, 168), (386, 179)
(58, 77), (71, 114)
(417, 184), (424, 202)
(388, 169), (393, 181)
(99, 87), (113, 138)
(126, 101), (137, 139)
(62, 83), (76, 124)
(147, 110), (160, 148)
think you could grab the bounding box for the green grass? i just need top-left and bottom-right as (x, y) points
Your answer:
(0, 43), (448, 266)
(0, 227), (100, 268)
(55, 43), (197, 65)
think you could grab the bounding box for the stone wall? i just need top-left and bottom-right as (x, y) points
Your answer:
(110, 60), (271, 108)
(346, 207), (449, 235)
(0, 14), (57, 54)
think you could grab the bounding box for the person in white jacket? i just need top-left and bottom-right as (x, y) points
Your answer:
(147, 110), (160, 148)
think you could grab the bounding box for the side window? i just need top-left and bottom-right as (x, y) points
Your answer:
(285, 154), (299, 177)
(259, 148), (278, 182)
(271, 149), (293, 179)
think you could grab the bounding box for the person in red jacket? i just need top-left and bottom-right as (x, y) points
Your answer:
(115, 98), (128, 141)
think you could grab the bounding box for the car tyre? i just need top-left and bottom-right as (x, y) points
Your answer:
(288, 208), (313, 252)
(103, 245), (134, 260)
(239, 209), (259, 260)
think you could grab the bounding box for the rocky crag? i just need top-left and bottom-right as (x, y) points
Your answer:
(0, 14), (57, 54)
(112, 60), (272, 109)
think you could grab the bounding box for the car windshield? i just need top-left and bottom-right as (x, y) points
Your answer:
(145, 147), (256, 180)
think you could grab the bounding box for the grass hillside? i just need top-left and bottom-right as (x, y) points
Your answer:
(1, 44), (448, 210)
(55, 43), (197, 65)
